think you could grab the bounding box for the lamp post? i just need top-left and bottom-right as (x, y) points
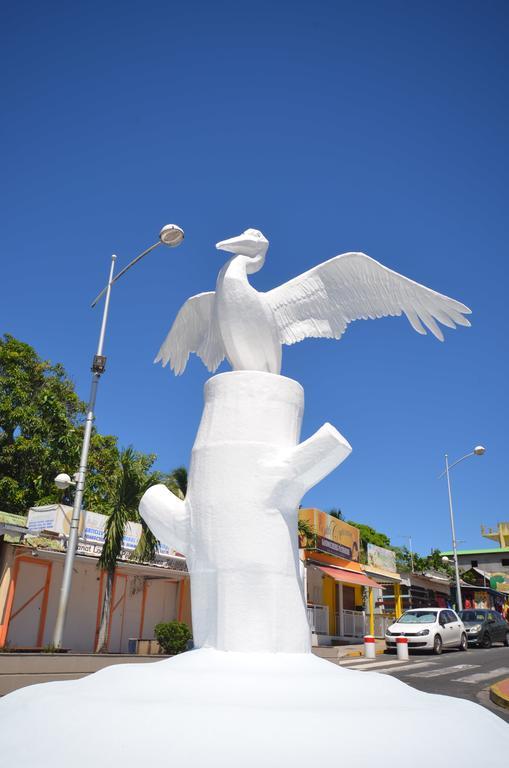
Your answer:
(52, 224), (184, 649)
(439, 445), (485, 613)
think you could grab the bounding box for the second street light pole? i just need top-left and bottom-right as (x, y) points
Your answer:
(52, 224), (184, 649)
(440, 445), (485, 615)
(444, 453), (464, 614)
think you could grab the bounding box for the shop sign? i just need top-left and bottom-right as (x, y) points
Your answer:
(298, 508), (360, 562)
(489, 573), (509, 593)
(27, 504), (84, 537)
(83, 511), (141, 551)
(28, 506), (178, 561)
(367, 543), (396, 573)
(83, 511), (107, 543)
(27, 506), (57, 534)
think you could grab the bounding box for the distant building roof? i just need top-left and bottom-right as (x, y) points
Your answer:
(0, 511), (27, 527)
(0, 511), (28, 542)
(441, 547), (509, 556)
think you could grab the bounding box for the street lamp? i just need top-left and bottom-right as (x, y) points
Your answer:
(439, 445), (485, 613)
(52, 224), (185, 649)
(54, 473), (76, 491)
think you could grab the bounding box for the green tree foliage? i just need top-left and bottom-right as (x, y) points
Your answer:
(394, 545), (414, 572)
(0, 334), (119, 514)
(394, 546), (452, 575)
(328, 508), (343, 520)
(154, 621), (192, 654)
(424, 548), (454, 575)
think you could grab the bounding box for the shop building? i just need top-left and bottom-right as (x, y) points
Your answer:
(382, 570), (451, 613)
(299, 508), (382, 643)
(449, 567), (509, 613)
(441, 523), (509, 599)
(0, 506), (191, 652)
(441, 546), (509, 574)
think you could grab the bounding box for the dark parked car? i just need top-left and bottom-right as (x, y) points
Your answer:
(459, 609), (509, 648)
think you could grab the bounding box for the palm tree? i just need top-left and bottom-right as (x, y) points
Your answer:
(95, 447), (159, 653)
(165, 466), (187, 499)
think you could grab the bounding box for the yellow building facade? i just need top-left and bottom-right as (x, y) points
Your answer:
(299, 509), (382, 640)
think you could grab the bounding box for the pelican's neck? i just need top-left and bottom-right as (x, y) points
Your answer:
(234, 251), (267, 275)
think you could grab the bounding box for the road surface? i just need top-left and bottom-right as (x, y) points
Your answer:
(339, 644), (509, 722)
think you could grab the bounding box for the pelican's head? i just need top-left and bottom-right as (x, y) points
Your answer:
(216, 228), (269, 258)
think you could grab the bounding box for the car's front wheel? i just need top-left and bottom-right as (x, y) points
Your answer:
(504, 632), (509, 648)
(481, 633), (492, 649)
(458, 633), (468, 651)
(433, 634), (443, 655)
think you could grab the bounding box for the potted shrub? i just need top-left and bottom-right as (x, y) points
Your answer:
(154, 621), (192, 655)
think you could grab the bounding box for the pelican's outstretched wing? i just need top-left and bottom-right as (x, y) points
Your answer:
(155, 292), (225, 375)
(266, 252), (471, 345)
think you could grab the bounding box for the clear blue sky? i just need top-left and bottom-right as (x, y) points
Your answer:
(2, 1), (508, 556)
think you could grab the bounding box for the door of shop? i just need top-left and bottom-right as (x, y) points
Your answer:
(342, 585), (355, 611)
(6, 557), (52, 648)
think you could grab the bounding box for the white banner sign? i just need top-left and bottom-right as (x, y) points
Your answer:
(83, 511), (107, 544)
(367, 543), (397, 573)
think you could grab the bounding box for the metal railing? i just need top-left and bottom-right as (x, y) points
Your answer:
(365, 613), (393, 638)
(307, 604), (329, 634)
(337, 609), (365, 637)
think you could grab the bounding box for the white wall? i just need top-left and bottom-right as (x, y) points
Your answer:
(4, 547), (186, 652)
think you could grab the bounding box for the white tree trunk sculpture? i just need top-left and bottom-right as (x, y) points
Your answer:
(140, 370), (351, 653)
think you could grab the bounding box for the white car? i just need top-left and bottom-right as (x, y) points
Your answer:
(385, 608), (467, 654)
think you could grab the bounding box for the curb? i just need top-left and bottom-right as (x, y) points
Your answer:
(489, 678), (509, 710)
(345, 648), (385, 658)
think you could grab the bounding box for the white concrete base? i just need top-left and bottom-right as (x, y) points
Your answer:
(0, 648), (506, 767)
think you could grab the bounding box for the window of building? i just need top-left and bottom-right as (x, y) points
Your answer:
(471, 559), (478, 567)
(501, 558), (509, 566)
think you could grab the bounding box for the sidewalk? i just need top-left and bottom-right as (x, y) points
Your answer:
(0, 653), (167, 697)
(313, 639), (386, 663)
(490, 677), (509, 710)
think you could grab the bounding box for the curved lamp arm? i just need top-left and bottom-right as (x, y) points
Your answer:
(91, 241), (161, 307)
(438, 451), (474, 478)
(438, 446), (485, 478)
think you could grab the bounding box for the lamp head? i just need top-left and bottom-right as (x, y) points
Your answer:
(54, 473), (73, 490)
(473, 445), (486, 456)
(159, 224), (185, 247)
(441, 556), (450, 564)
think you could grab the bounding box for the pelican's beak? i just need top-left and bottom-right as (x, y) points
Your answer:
(215, 234), (250, 254)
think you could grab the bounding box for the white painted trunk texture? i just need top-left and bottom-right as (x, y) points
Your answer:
(140, 371), (351, 653)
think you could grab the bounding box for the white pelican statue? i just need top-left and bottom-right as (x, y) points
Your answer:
(156, 228), (471, 375)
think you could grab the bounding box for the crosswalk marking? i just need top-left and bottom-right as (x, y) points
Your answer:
(340, 658), (411, 670)
(452, 667), (509, 684)
(338, 654), (509, 687)
(340, 656), (401, 667)
(339, 656), (379, 666)
(378, 660), (437, 673)
(408, 664), (479, 678)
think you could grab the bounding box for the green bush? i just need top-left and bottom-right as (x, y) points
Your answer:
(154, 621), (192, 655)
